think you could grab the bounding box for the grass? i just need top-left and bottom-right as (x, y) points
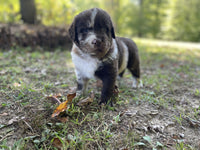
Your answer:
(0, 39), (200, 149)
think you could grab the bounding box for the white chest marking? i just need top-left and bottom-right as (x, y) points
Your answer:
(71, 45), (100, 79)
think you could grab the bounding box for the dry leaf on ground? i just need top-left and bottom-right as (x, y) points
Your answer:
(47, 96), (61, 104)
(52, 138), (63, 150)
(57, 116), (68, 123)
(51, 93), (76, 118)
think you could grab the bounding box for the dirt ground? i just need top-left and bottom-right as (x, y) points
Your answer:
(0, 40), (200, 149)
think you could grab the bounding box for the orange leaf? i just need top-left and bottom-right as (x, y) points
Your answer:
(160, 64), (164, 68)
(51, 92), (76, 118)
(67, 92), (76, 102)
(51, 100), (69, 118)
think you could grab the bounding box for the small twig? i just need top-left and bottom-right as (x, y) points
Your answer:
(23, 120), (34, 133)
(0, 131), (14, 142)
(47, 96), (61, 104)
(156, 92), (169, 99)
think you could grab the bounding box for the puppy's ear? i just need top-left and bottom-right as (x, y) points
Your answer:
(111, 26), (115, 39)
(68, 21), (79, 44)
(110, 21), (115, 39)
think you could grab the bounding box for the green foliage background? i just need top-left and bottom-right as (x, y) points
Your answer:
(0, 0), (200, 42)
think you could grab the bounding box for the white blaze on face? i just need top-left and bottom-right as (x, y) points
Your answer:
(90, 8), (98, 27)
(79, 8), (98, 50)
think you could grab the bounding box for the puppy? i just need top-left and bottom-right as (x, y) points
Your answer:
(69, 8), (142, 104)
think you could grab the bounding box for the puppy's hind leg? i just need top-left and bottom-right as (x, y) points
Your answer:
(118, 70), (125, 78)
(128, 65), (143, 88)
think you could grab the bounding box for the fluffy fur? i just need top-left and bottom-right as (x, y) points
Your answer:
(69, 8), (142, 104)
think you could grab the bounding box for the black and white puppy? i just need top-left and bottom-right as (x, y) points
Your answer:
(69, 8), (142, 104)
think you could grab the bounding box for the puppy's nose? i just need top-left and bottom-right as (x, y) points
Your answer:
(91, 39), (101, 46)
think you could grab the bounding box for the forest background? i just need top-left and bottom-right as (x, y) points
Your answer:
(1, 0), (200, 42)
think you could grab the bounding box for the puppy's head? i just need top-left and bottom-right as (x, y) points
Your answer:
(69, 8), (115, 59)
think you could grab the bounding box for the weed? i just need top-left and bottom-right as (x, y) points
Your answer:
(194, 89), (199, 97)
(176, 141), (194, 150)
(174, 114), (183, 126)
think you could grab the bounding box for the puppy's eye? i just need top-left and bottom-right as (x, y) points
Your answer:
(81, 28), (88, 33)
(80, 28), (89, 33)
(80, 27), (93, 33)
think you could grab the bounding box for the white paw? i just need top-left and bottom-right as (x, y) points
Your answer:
(138, 79), (143, 88)
(132, 78), (138, 88)
(132, 78), (143, 88)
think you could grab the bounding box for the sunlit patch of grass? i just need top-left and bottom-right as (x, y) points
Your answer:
(137, 39), (200, 66)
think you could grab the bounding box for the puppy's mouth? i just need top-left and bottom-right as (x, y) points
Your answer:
(81, 45), (109, 56)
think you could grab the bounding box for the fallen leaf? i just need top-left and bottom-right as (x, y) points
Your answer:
(124, 110), (138, 117)
(77, 92), (94, 106)
(52, 138), (63, 150)
(160, 64), (164, 68)
(47, 96), (61, 104)
(13, 83), (21, 87)
(147, 124), (164, 133)
(51, 92), (76, 118)
(47, 93), (62, 104)
(8, 117), (18, 125)
(24, 67), (38, 73)
(57, 117), (68, 123)
(0, 70), (7, 75)
(51, 101), (68, 118)
(0, 113), (8, 117)
(67, 92), (76, 102)
(172, 134), (180, 140)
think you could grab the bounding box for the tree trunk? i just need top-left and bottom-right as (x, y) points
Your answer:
(138, 0), (143, 37)
(20, 0), (36, 24)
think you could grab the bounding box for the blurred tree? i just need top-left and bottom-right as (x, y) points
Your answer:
(0, 0), (20, 23)
(119, 0), (167, 38)
(20, 0), (36, 24)
(138, 0), (144, 37)
(1, 0), (199, 42)
(169, 0), (200, 42)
